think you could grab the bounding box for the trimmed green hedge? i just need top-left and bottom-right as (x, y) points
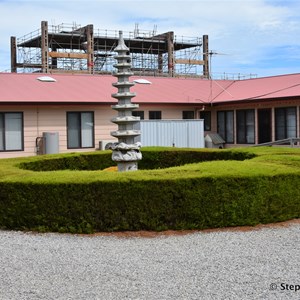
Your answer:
(18, 152), (114, 171)
(0, 147), (299, 233)
(19, 148), (255, 171)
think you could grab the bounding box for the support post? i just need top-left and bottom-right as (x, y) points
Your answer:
(10, 36), (17, 73)
(41, 21), (49, 73)
(167, 32), (174, 77)
(86, 24), (94, 74)
(203, 35), (209, 79)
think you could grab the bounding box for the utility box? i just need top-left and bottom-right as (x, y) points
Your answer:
(99, 140), (118, 150)
(136, 120), (204, 148)
(43, 132), (59, 154)
(205, 133), (225, 149)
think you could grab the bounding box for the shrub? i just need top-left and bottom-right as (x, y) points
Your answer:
(19, 148), (255, 171)
(0, 147), (299, 233)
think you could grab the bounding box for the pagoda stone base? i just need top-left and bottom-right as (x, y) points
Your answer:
(117, 161), (138, 172)
(106, 142), (142, 172)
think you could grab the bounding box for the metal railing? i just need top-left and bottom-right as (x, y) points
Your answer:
(253, 138), (300, 147)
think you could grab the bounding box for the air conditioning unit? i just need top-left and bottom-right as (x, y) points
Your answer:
(98, 140), (117, 150)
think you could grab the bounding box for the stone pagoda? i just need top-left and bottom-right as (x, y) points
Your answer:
(109, 31), (142, 172)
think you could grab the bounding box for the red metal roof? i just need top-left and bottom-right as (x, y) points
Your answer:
(214, 73), (300, 103)
(0, 73), (114, 103)
(1, 72), (300, 105)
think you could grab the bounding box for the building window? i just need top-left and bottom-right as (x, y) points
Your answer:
(132, 111), (144, 120)
(0, 112), (23, 151)
(149, 111), (162, 119)
(217, 111), (234, 143)
(236, 109), (255, 144)
(67, 112), (94, 148)
(200, 111), (211, 131)
(275, 107), (297, 140)
(182, 111), (195, 119)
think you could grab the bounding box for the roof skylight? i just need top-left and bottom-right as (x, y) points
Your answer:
(37, 76), (56, 82)
(133, 79), (152, 84)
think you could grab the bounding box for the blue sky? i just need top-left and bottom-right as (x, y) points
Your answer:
(1, 0), (300, 78)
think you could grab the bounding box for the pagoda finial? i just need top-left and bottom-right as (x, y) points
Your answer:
(114, 30), (129, 52)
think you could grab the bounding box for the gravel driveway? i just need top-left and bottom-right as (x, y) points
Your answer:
(0, 221), (299, 300)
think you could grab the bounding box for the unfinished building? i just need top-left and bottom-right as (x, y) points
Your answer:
(10, 21), (209, 78)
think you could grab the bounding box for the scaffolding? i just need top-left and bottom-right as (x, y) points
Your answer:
(11, 21), (209, 78)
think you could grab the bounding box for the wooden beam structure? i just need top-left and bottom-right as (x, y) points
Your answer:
(49, 52), (89, 59)
(175, 59), (205, 65)
(10, 21), (208, 77)
(16, 63), (43, 68)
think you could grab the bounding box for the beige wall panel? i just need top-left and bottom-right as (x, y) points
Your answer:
(1, 100), (299, 158)
(139, 105), (198, 120)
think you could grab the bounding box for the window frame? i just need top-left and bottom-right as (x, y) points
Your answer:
(132, 111), (145, 120)
(217, 110), (234, 143)
(0, 112), (24, 152)
(66, 111), (95, 149)
(199, 111), (211, 131)
(182, 111), (195, 119)
(149, 111), (162, 120)
(275, 107), (297, 140)
(236, 109), (255, 144)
